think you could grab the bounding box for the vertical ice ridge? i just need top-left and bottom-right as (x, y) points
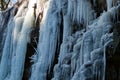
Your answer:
(10, 0), (36, 80)
(30, 0), (61, 80)
(0, 18), (14, 80)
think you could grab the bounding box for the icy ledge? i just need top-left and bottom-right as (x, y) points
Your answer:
(52, 6), (118, 80)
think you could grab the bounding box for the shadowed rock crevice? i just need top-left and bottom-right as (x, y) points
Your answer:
(22, 26), (39, 80)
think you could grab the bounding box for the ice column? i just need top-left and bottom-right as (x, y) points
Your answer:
(107, 0), (113, 10)
(10, 0), (35, 80)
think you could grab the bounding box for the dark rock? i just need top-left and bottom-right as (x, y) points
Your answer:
(113, 22), (120, 54)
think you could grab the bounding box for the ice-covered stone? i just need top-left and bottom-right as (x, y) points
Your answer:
(91, 48), (103, 61)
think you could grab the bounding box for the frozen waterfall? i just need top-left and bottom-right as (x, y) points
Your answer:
(0, 0), (36, 80)
(0, 0), (120, 80)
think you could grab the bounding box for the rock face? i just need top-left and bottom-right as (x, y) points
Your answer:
(106, 22), (120, 80)
(0, 0), (120, 80)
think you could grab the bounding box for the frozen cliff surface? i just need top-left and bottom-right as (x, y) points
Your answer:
(0, 0), (120, 80)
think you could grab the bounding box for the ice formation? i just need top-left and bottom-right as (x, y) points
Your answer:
(0, 0), (120, 80)
(107, 0), (113, 10)
(0, 0), (36, 80)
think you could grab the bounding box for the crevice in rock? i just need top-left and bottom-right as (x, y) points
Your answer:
(22, 26), (39, 80)
(106, 22), (120, 80)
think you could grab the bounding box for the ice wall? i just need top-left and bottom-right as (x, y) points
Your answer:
(0, 15), (15, 80)
(0, 7), (16, 80)
(0, 0), (35, 80)
(30, 0), (119, 80)
(0, 7), (14, 59)
(30, 0), (62, 80)
(0, 0), (120, 80)
(52, 0), (119, 80)
(52, 8), (116, 80)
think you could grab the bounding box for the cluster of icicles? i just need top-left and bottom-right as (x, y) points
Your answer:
(0, 0), (119, 80)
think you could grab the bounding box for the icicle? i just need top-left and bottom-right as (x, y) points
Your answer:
(10, 0), (36, 80)
(30, 0), (61, 80)
(80, 30), (93, 65)
(12, 17), (24, 56)
(0, 18), (14, 80)
(67, 0), (94, 25)
(103, 39), (113, 80)
(30, 1), (50, 79)
(59, 14), (72, 63)
(107, 0), (113, 10)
